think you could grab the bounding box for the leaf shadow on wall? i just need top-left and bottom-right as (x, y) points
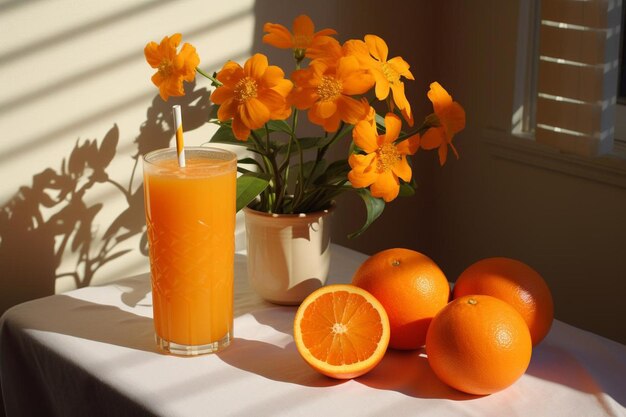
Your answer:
(0, 82), (211, 316)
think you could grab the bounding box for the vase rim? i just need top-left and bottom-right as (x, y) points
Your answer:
(243, 202), (335, 219)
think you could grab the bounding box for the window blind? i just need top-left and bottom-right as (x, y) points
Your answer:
(536, 0), (622, 156)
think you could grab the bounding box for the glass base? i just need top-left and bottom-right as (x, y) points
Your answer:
(156, 332), (231, 356)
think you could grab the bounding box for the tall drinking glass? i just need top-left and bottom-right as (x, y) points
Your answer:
(143, 147), (237, 355)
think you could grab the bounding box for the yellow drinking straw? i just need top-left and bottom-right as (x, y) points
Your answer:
(172, 105), (186, 167)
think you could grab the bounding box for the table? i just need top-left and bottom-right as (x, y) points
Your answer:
(1, 244), (625, 417)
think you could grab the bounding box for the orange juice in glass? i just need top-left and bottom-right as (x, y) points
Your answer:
(143, 147), (237, 355)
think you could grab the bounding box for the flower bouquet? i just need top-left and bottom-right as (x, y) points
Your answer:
(145, 14), (465, 237)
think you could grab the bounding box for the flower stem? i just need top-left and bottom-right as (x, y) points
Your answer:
(292, 134), (305, 212)
(276, 109), (298, 210)
(320, 122), (348, 158)
(394, 123), (430, 144)
(196, 67), (222, 86)
(249, 131), (276, 210)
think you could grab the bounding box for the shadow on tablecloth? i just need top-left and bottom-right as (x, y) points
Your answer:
(527, 322), (626, 408)
(218, 307), (478, 400)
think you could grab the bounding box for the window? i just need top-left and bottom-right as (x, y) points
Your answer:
(485, 0), (626, 189)
(532, 0), (622, 157)
(614, 3), (626, 143)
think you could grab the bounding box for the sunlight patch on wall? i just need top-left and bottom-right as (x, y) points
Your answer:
(0, 0), (256, 308)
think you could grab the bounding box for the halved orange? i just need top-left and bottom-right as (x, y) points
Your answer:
(293, 284), (390, 379)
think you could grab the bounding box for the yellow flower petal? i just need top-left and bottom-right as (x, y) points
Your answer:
(438, 142), (448, 166)
(343, 39), (370, 64)
(420, 127), (445, 150)
(401, 105), (414, 127)
(216, 97), (238, 122)
(317, 100), (338, 119)
(428, 82), (453, 114)
(336, 95), (368, 125)
(392, 155), (412, 182)
(272, 79), (294, 97)
(241, 98), (270, 129)
(383, 113), (402, 144)
(335, 56), (360, 83)
(352, 119), (378, 153)
(348, 163), (379, 189)
(336, 56), (374, 95)
(231, 113), (250, 141)
(364, 34), (389, 62)
(168, 33), (182, 47)
(216, 61), (244, 86)
(323, 112), (343, 132)
(397, 134), (419, 155)
(290, 86), (318, 110)
(144, 42), (161, 67)
(390, 82), (410, 112)
(349, 151), (376, 167)
(210, 85), (233, 104)
(370, 170), (399, 202)
(244, 54), (269, 80)
(260, 65), (286, 89)
(373, 70), (391, 100)
(387, 56), (414, 80)
(441, 101), (466, 135)
(293, 14), (315, 37)
(257, 89), (289, 118)
(262, 23), (293, 49)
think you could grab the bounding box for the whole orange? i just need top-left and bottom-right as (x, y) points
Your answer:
(452, 257), (553, 346)
(352, 248), (449, 350)
(426, 295), (532, 395)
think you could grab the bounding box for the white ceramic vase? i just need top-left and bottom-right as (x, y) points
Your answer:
(243, 206), (333, 305)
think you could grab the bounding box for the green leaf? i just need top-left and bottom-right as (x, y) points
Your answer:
(375, 113), (386, 131)
(209, 125), (248, 146)
(316, 159), (350, 184)
(237, 166), (254, 174)
(348, 188), (385, 239)
(238, 157), (262, 167)
(236, 173), (270, 212)
(277, 136), (325, 154)
(398, 181), (416, 197)
(297, 160), (327, 184)
(250, 120), (292, 141)
(265, 119), (292, 134)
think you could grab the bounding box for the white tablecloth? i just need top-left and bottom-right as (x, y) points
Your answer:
(1, 244), (625, 417)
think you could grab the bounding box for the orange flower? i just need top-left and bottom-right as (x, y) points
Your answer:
(210, 54), (293, 141)
(290, 56), (373, 132)
(144, 33), (199, 101)
(307, 37), (345, 68)
(263, 14), (337, 61)
(346, 35), (414, 125)
(419, 82), (466, 165)
(348, 113), (417, 202)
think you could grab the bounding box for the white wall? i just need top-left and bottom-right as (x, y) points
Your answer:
(0, 0), (256, 314)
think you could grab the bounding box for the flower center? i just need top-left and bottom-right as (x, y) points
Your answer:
(234, 77), (258, 103)
(158, 60), (173, 77)
(376, 143), (401, 173)
(381, 62), (399, 84)
(317, 75), (343, 101)
(293, 34), (312, 50)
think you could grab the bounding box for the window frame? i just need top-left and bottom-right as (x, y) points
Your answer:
(483, 0), (626, 189)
